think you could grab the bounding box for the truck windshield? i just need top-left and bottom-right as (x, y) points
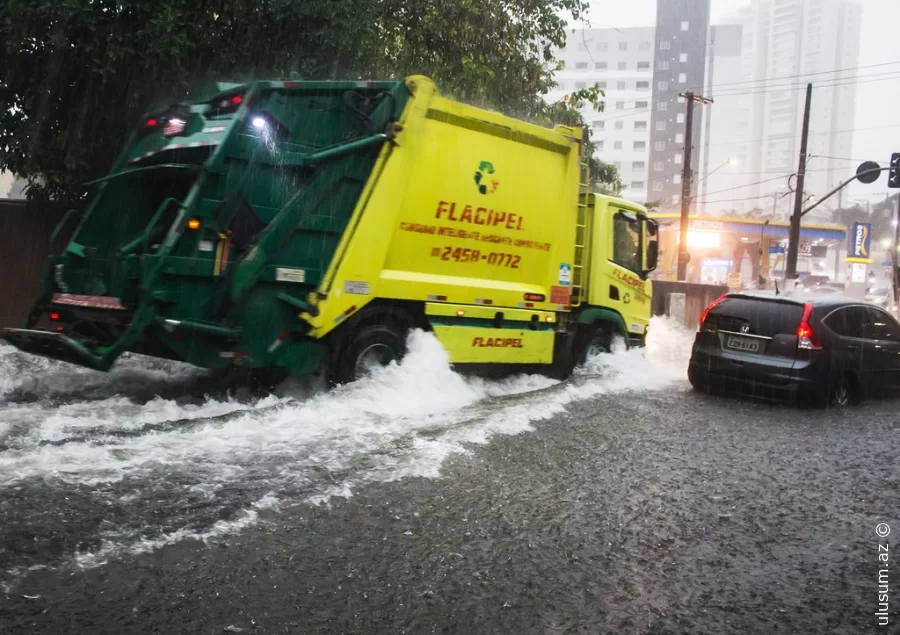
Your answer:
(612, 210), (641, 273)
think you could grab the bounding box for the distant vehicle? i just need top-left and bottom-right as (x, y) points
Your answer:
(688, 292), (900, 407)
(808, 285), (841, 295)
(865, 287), (891, 308)
(795, 273), (831, 290)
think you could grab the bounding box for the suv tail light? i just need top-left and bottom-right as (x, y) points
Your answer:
(797, 302), (823, 350)
(697, 293), (729, 332)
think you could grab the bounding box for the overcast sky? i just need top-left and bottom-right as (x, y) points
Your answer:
(575, 0), (899, 205)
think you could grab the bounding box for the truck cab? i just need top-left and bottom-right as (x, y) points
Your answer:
(581, 193), (658, 347)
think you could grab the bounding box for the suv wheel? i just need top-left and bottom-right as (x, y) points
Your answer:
(827, 375), (856, 408)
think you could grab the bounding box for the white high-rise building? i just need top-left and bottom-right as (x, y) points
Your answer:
(548, 27), (657, 203)
(713, 0), (863, 221)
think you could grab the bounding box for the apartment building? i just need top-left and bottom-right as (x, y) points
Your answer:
(549, 27), (657, 202)
(723, 0), (863, 221)
(647, 0), (713, 209)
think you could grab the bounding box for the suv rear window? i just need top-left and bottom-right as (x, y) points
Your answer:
(706, 297), (804, 338)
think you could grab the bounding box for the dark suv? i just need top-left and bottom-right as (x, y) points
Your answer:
(688, 291), (900, 407)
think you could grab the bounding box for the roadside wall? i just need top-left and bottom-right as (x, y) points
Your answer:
(651, 280), (728, 329)
(0, 200), (71, 330)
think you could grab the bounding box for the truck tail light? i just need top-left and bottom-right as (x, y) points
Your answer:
(524, 293), (545, 302)
(797, 302), (823, 350)
(698, 294), (728, 332)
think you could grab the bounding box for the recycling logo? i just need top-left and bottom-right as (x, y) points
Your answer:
(474, 161), (499, 195)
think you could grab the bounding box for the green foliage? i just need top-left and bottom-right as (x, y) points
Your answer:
(1, 0), (590, 202)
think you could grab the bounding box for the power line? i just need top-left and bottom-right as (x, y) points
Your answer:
(569, 62), (900, 125)
(698, 173), (796, 198)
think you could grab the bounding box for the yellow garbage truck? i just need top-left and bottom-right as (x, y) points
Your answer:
(4, 75), (658, 387)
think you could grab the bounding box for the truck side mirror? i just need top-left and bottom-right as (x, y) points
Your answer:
(642, 219), (659, 276)
(646, 240), (659, 273)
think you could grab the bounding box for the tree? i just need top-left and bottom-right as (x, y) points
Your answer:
(1, 0), (590, 203)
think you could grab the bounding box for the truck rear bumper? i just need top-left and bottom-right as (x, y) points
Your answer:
(2, 328), (114, 371)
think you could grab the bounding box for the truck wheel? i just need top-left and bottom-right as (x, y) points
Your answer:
(332, 324), (407, 385)
(577, 325), (612, 366)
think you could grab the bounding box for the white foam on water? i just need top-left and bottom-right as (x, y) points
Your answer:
(1, 317), (693, 566)
(74, 492), (282, 568)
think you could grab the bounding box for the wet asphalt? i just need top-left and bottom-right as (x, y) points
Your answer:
(2, 383), (898, 634)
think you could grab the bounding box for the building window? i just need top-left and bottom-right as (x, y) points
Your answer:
(634, 141), (646, 151)
(654, 141), (666, 151)
(614, 141), (623, 150)
(592, 121), (605, 130)
(598, 42), (609, 52)
(633, 161), (646, 169)
(575, 82), (587, 89)
(556, 82), (565, 90)
(678, 73), (687, 84)
(617, 81), (626, 90)
(619, 41), (628, 51)
(680, 53), (688, 63)
(671, 195), (680, 204)
(674, 154), (682, 164)
(616, 101), (625, 110)
(673, 173), (682, 184)
(596, 61), (608, 70)
(677, 96), (686, 104)
(576, 62), (588, 70)
(660, 40), (671, 51)
(681, 21), (689, 31)
(631, 181), (645, 190)
(634, 121), (647, 131)
(615, 121), (624, 130)
(637, 61), (651, 71)
(639, 41), (651, 51)
(656, 121), (666, 131)
(676, 113), (685, 123)
(636, 101), (649, 110)
(598, 81), (607, 89)
(618, 62), (627, 71)
(658, 101), (668, 111)
(613, 161), (622, 169)
(653, 181), (664, 192)
(658, 61), (670, 71)
(636, 81), (649, 91)
(596, 140), (604, 150)
(658, 81), (669, 91)
(653, 161), (665, 171)
(675, 133), (684, 143)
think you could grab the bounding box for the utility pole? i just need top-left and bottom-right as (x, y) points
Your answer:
(893, 195), (900, 311)
(784, 83), (813, 286)
(676, 91), (714, 281)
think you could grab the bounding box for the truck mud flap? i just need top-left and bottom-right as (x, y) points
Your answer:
(2, 328), (112, 372)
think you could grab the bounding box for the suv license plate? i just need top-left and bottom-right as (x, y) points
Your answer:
(726, 336), (760, 353)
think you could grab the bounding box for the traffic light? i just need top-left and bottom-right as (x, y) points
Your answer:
(889, 153), (900, 189)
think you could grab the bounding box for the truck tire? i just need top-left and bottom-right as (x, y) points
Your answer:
(576, 325), (613, 367)
(332, 323), (407, 385)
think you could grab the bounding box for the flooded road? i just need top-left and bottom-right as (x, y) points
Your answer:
(2, 318), (896, 633)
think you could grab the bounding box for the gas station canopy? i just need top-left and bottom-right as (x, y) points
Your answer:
(648, 214), (847, 242)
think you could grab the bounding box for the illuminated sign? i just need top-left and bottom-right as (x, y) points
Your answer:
(848, 222), (871, 259)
